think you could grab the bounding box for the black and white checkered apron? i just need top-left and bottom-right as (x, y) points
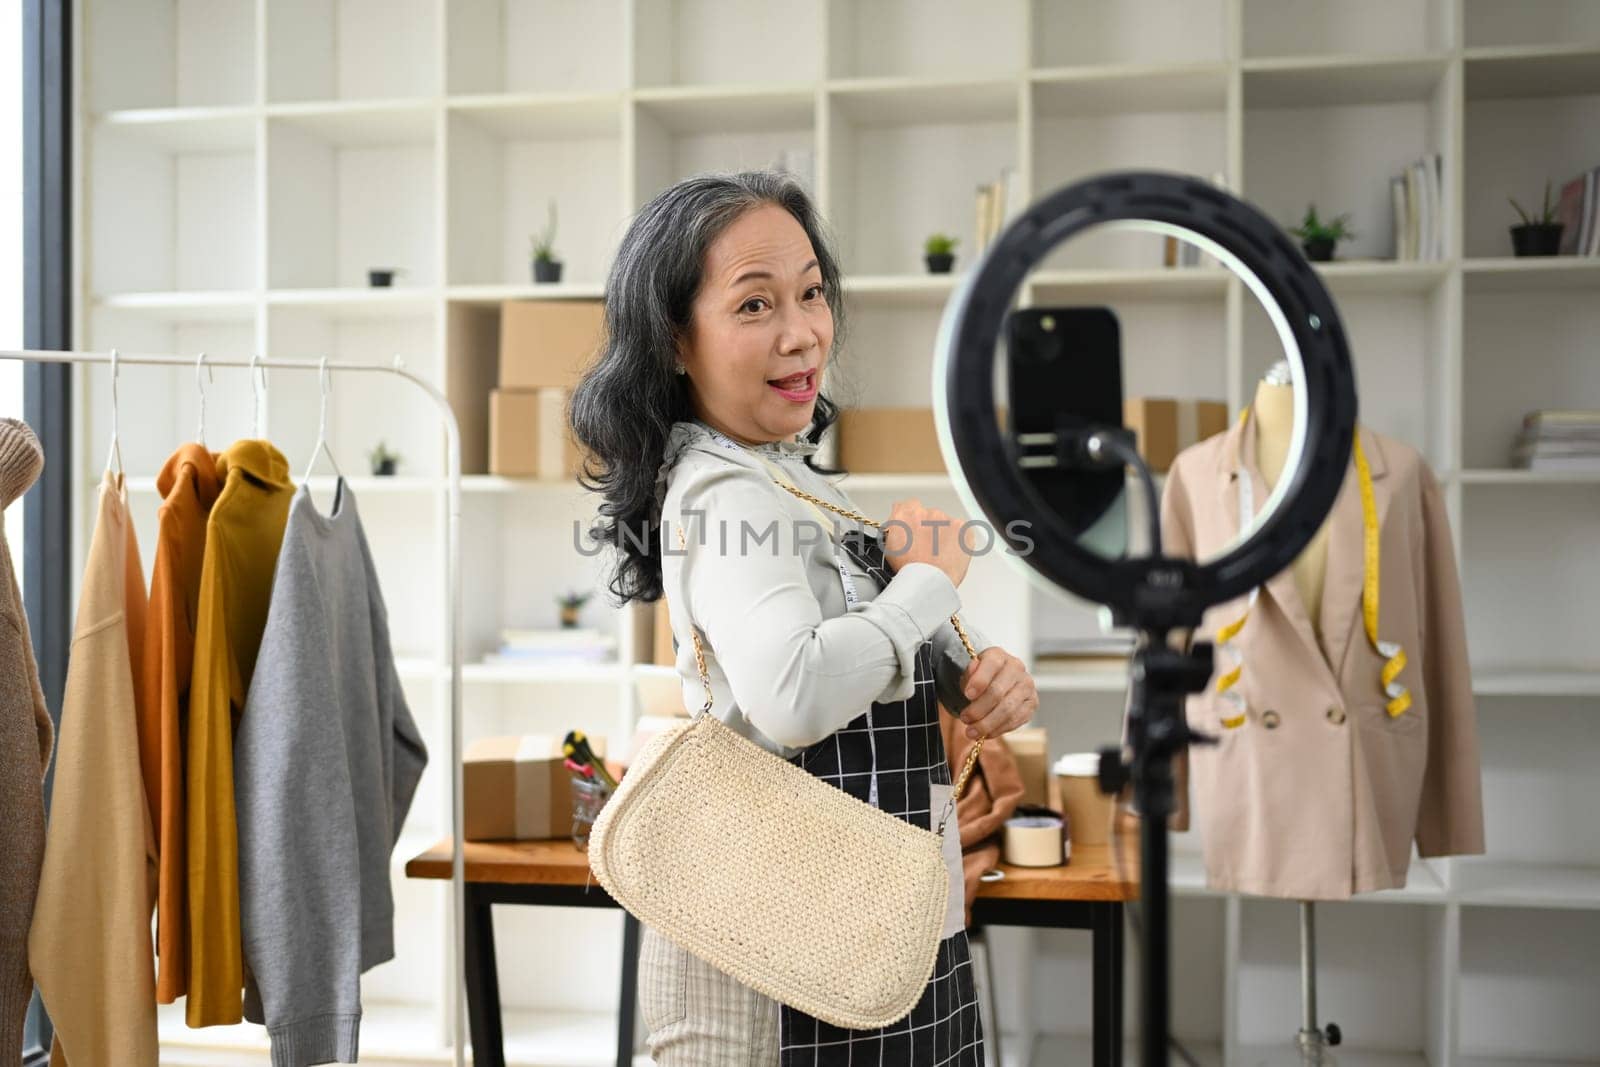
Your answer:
(777, 526), (985, 1066)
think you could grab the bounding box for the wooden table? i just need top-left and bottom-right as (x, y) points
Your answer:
(406, 834), (1139, 1067)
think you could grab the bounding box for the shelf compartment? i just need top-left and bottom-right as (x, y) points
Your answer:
(634, 0), (821, 88)
(1242, 54), (1451, 108)
(1463, 93), (1600, 259)
(1461, 290), (1600, 468)
(1463, 256), (1600, 293)
(826, 0), (1022, 82)
(1459, 908), (1600, 1061)
(1235, 898), (1443, 1057)
(829, 77), (1018, 126)
(265, 116), (437, 291)
(1032, 0), (1227, 69)
(632, 91), (815, 209)
(263, 306), (442, 483)
(86, 0), (256, 113)
(446, 0), (626, 96)
(89, 124), (257, 295)
(1242, 0), (1453, 60)
(446, 108), (623, 289)
(1031, 63), (1229, 116)
(1464, 0), (1600, 51)
(264, 0), (438, 105)
(1464, 45), (1600, 100)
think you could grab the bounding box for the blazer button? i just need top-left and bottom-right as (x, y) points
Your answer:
(1261, 709), (1281, 729)
(1326, 705), (1347, 725)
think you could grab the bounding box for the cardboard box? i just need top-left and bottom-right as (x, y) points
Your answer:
(653, 597), (675, 666)
(837, 408), (945, 473)
(464, 733), (608, 841)
(499, 300), (605, 390)
(489, 388), (586, 478)
(1123, 397), (1228, 473)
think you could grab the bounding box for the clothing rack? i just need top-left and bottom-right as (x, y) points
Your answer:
(0, 347), (471, 1067)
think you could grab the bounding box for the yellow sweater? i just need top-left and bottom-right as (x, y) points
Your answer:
(28, 471), (157, 1065)
(186, 441), (293, 1028)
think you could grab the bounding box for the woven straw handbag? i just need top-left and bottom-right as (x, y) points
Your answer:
(587, 478), (986, 1030)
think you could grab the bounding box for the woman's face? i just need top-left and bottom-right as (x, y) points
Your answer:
(678, 203), (833, 447)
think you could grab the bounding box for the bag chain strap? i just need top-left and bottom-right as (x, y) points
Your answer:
(673, 483), (985, 839)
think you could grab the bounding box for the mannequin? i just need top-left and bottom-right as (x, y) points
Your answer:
(1253, 365), (1333, 634)
(1251, 361), (1342, 1063)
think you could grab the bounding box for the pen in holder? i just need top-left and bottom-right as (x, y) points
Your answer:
(571, 774), (613, 851)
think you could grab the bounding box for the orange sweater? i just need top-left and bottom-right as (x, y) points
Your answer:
(186, 441), (293, 1027)
(139, 443), (220, 1004)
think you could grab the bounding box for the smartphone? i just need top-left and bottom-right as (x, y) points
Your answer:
(1004, 306), (1127, 556)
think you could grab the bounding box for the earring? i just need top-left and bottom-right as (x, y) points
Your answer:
(674, 363), (687, 375)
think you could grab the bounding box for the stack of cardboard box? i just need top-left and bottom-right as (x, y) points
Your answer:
(489, 300), (604, 478)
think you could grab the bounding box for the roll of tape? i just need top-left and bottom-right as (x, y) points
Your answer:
(1003, 810), (1068, 867)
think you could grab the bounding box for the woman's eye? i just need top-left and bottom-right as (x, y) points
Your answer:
(806, 284), (824, 300)
(741, 297), (768, 314)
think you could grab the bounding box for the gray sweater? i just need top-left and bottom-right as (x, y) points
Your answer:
(234, 480), (428, 1067)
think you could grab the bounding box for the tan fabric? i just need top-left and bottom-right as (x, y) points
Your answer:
(938, 705), (1025, 927)
(638, 922), (779, 1065)
(1161, 414), (1485, 899)
(139, 443), (220, 1003)
(0, 419), (49, 1061)
(28, 472), (158, 1065)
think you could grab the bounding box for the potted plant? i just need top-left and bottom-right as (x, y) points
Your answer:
(531, 200), (562, 283)
(1289, 204), (1355, 263)
(556, 589), (592, 628)
(367, 267), (405, 288)
(1508, 181), (1564, 257)
(924, 233), (958, 274)
(368, 441), (400, 476)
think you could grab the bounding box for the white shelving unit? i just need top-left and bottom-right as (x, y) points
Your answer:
(71, 1), (1599, 1064)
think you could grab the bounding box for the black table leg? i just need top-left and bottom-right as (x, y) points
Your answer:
(1091, 902), (1125, 1067)
(464, 885), (506, 1067)
(617, 912), (641, 1067)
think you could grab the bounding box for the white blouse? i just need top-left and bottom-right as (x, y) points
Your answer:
(655, 418), (992, 760)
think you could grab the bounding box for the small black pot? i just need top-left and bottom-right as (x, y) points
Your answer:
(1301, 237), (1336, 262)
(372, 459), (396, 476)
(925, 252), (955, 274)
(534, 259), (563, 283)
(1510, 223), (1563, 257)
(368, 269), (396, 287)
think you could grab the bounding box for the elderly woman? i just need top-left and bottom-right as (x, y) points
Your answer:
(569, 170), (1038, 1065)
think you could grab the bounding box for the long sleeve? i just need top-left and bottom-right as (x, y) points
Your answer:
(1413, 467), (1485, 859)
(28, 490), (158, 1067)
(186, 530), (244, 1027)
(676, 463), (960, 750)
(236, 583), (363, 1066)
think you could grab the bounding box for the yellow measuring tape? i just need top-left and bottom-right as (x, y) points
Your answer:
(1214, 423), (1410, 727)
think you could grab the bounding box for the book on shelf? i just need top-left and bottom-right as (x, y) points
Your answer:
(973, 165), (1018, 256)
(1555, 165), (1600, 256)
(1392, 153), (1444, 261)
(1511, 409), (1600, 469)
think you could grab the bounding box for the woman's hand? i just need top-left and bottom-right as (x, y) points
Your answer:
(956, 647), (1038, 741)
(882, 498), (970, 588)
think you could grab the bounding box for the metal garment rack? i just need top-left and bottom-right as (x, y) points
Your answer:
(0, 346), (472, 1067)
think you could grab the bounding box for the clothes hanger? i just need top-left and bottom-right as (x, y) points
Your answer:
(195, 351), (212, 445)
(301, 356), (344, 484)
(104, 347), (124, 481)
(250, 353), (267, 438)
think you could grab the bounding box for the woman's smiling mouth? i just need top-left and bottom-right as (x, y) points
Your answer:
(767, 369), (817, 401)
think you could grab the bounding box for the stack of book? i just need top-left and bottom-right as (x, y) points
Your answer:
(483, 627), (618, 666)
(1555, 166), (1600, 256)
(1391, 153), (1445, 261)
(1511, 411), (1600, 472)
(974, 165), (1020, 257)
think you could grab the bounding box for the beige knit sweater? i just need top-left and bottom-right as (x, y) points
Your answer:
(0, 418), (51, 1061)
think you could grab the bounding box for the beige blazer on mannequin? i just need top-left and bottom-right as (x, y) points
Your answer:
(1162, 412), (1485, 900)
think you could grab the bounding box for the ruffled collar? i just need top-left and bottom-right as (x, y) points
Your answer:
(652, 418), (818, 522)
